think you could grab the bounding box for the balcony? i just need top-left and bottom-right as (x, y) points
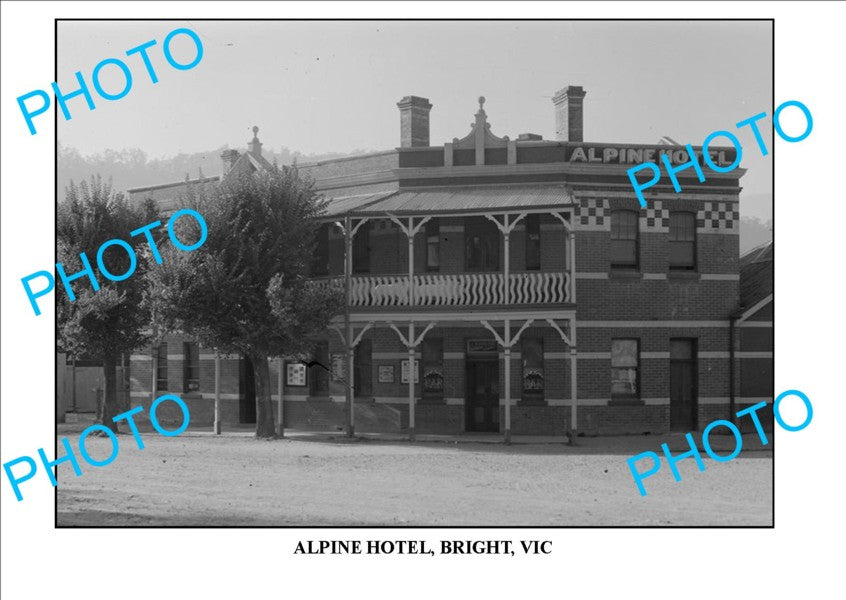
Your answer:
(312, 271), (572, 308)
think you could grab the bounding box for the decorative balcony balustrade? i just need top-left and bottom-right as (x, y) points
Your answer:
(310, 271), (572, 307)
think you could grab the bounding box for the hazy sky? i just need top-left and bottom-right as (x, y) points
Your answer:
(57, 20), (773, 218)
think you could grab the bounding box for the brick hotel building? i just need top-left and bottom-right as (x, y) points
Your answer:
(126, 86), (764, 437)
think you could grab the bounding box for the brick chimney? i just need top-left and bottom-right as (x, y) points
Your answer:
(221, 149), (240, 175)
(552, 85), (586, 142)
(397, 96), (432, 147)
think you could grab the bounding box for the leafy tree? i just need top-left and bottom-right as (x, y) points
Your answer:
(146, 165), (344, 438)
(57, 176), (160, 432)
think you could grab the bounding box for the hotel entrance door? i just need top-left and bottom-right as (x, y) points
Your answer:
(466, 360), (499, 432)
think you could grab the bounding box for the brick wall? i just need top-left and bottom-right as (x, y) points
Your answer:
(736, 299), (773, 431)
(578, 405), (669, 434)
(131, 322), (739, 434)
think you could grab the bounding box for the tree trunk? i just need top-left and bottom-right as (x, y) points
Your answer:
(98, 354), (120, 433)
(250, 350), (277, 439)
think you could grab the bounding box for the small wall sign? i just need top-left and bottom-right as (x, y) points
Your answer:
(286, 362), (307, 387)
(378, 365), (395, 383)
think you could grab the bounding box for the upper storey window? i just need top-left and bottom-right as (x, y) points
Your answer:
(465, 217), (500, 272)
(352, 221), (371, 274)
(426, 218), (440, 272)
(669, 212), (696, 270)
(525, 214), (541, 271)
(610, 210), (639, 270)
(311, 223), (330, 276)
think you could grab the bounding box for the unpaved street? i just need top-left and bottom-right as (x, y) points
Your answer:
(56, 432), (773, 526)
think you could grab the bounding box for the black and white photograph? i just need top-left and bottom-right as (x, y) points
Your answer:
(49, 18), (775, 527)
(2, 2), (843, 598)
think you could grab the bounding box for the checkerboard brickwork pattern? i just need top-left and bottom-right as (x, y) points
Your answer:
(577, 198), (610, 229)
(697, 201), (739, 231)
(642, 200), (669, 230)
(577, 198), (739, 233)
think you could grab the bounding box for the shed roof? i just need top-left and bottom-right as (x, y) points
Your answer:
(739, 241), (773, 310)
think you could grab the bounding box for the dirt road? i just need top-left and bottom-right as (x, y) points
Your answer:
(55, 432), (773, 526)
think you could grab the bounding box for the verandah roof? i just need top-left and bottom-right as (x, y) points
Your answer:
(320, 191), (398, 217)
(321, 185), (575, 218)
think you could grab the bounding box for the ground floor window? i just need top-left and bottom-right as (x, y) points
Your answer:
(611, 338), (639, 399)
(354, 338), (373, 397)
(521, 337), (544, 400)
(155, 341), (168, 391)
(422, 337), (444, 398)
(183, 342), (200, 392)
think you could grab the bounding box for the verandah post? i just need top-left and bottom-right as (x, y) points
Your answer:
(408, 322), (416, 441)
(214, 349), (221, 434)
(344, 214), (354, 437)
(284, 356), (285, 437)
(151, 342), (158, 409)
(503, 220), (512, 444)
(408, 216), (416, 441)
(504, 325), (512, 445)
(570, 322), (578, 431)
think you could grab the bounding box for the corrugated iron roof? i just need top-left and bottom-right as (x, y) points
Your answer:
(740, 241), (773, 309)
(322, 191), (399, 217)
(127, 175), (220, 195)
(341, 185), (575, 216)
(740, 240), (773, 269)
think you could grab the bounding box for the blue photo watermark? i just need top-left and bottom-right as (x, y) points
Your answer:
(3, 394), (191, 502)
(627, 390), (812, 496)
(22, 207), (207, 316)
(627, 100), (813, 207)
(17, 27), (204, 136)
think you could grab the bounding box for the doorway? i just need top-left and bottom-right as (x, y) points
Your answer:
(239, 355), (256, 424)
(465, 359), (499, 432)
(669, 339), (697, 431)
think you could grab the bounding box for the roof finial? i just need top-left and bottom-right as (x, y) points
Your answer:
(478, 96), (485, 110)
(248, 125), (263, 157)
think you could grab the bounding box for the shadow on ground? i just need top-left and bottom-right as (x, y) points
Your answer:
(59, 412), (774, 457)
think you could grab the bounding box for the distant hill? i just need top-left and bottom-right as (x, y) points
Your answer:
(739, 216), (772, 255)
(58, 142), (773, 253)
(56, 142), (372, 199)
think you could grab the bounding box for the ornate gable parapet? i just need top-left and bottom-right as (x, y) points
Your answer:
(445, 96), (517, 166)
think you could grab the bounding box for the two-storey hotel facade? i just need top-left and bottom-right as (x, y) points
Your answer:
(128, 86), (744, 437)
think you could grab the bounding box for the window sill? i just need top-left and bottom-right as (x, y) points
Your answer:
(518, 397), (547, 407)
(667, 270), (701, 281)
(608, 398), (644, 407)
(181, 391), (203, 399)
(419, 396), (446, 406)
(306, 395), (332, 402)
(609, 269), (643, 280)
